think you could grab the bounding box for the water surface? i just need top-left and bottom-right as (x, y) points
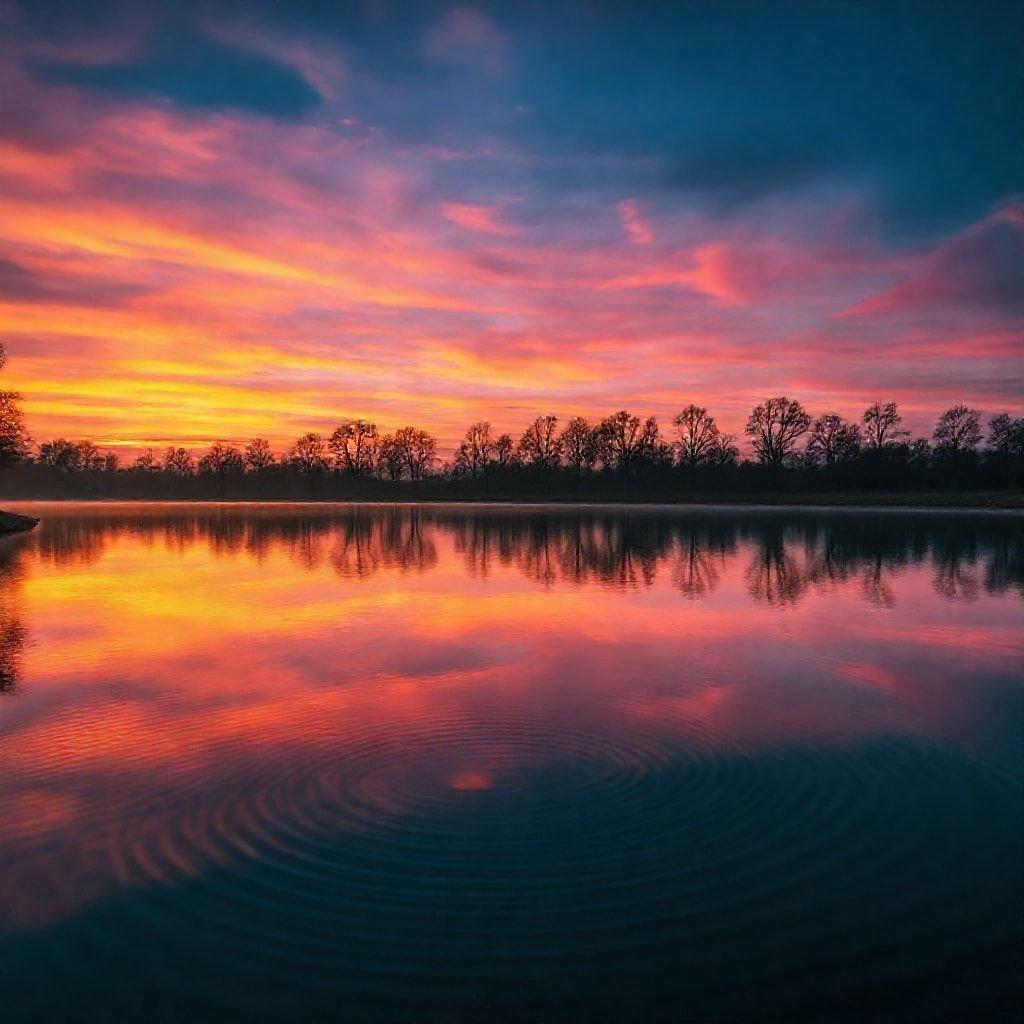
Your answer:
(1, 502), (1021, 1022)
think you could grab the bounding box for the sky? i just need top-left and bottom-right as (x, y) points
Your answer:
(0, 0), (1021, 456)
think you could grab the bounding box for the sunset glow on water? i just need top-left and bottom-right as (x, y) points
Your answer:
(3, 2), (1022, 1019)
(0, 503), (1020, 1022)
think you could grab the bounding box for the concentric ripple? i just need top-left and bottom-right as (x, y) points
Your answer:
(8, 696), (1021, 1023)
(2, 504), (1022, 1023)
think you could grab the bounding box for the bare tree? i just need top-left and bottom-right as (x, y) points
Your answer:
(285, 433), (329, 474)
(162, 447), (195, 476)
(133, 448), (157, 472)
(395, 427), (437, 479)
(987, 414), (1024, 459)
(933, 405), (982, 459)
(329, 419), (379, 475)
(986, 413), (1024, 486)
(673, 405), (724, 467)
(37, 439), (109, 471)
(986, 414), (1020, 457)
(0, 354), (31, 467)
(806, 413), (861, 466)
(244, 438), (275, 473)
(594, 410), (653, 471)
(636, 416), (667, 463)
(559, 417), (597, 475)
(862, 401), (908, 450)
(377, 434), (404, 480)
(519, 414), (562, 467)
(197, 442), (244, 476)
(0, 394), (30, 467)
(711, 433), (739, 467)
(453, 421), (494, 477)
(745, 397), (811, 467)
(77, 441), (106, 471)
(38, 439), (84, 470)
(494, 433), (518, 468)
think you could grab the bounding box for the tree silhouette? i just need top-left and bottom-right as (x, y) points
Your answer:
(933, 405), (982, 459)
(377, 433), (404, 480)
(862, 401), (908, 450)
(745, 397), (810, 467)
(133, 448), (157, 472)
(453, 422), (494, 477)
(806, 413), (861, 466)
(285, 433), (329, 474)
(329, 419), (379, 476)
(595, 410), (662, 471)
(197, 443), (244, 477)
(19, 393), (1024, 500)
(559, 417), (597, 475)
(162, 447), (195, 476)
(986, 413), (1024, 488)
(493, 433), (518, 468)
(244, 438), (275, 473)
(37, 438), (115, 471)
(0, 349), (31, 467)
(519, 414), (561, 467)
(395, 427), (437, 480)
(38, 438), (84, 470)
(673, 405), (723, 467)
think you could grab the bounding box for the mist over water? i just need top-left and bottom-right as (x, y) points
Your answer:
(1, 503), (1021, 1023)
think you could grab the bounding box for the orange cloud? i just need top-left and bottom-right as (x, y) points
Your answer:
(0, 70), (1019, 457)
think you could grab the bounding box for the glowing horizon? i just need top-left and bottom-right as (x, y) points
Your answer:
(1, 2), (1021, 457)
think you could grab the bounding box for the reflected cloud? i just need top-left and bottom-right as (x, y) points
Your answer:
(0, 504), (1021, 935)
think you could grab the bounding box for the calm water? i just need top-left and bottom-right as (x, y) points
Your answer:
(0, 502), (1021, 1023)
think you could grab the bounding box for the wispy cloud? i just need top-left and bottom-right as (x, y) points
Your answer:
(0, 1), (1020, 453)
(618, 199), (654, 246)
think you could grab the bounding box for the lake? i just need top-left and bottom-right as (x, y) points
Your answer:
(0, 502), (1021, 1023)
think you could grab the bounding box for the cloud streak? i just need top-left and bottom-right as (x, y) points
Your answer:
(0, 1), (1020, 454)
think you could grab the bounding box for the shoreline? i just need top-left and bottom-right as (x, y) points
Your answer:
(2, 494), (1021, 515)
(0, 509), (40, 535)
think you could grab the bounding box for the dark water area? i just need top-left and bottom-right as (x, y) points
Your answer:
(0, 502), (1021, 1023)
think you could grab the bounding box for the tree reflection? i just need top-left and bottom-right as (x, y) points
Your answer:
(745, 529), (809, 606)
(861, 557), (897, 608)
(672, 529), (731, 599)
(10, 505), (1023, 609)
(0, 541), (28, 693)
(983, 537), (1024, 599)
(330, 509), (437, 577)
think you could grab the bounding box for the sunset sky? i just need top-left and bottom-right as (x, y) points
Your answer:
(1, 0), (1021, 456)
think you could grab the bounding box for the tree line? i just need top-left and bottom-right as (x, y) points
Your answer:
(16, 399), (1024, 497)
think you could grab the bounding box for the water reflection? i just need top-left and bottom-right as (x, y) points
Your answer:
(12, 502), (1024, 602)
(0, 540), (27, 692)
(0, 503), (1021, 1024)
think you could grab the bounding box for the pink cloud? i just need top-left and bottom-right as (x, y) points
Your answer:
(842, 201), (1024, 319)
(440, 201), (517, 236)
(618, 198), (654, 245)
(0, 46), (1019, 456)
